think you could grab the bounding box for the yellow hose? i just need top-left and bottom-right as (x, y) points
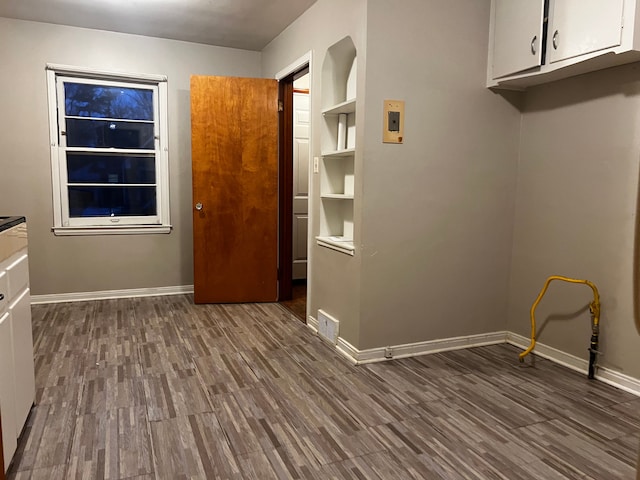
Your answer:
(519, 275), (600, 362)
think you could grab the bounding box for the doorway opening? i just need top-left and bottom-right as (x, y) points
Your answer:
(278, 59), (311, 322)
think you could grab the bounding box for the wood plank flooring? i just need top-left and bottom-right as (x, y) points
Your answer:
(6, 295), (640, 479)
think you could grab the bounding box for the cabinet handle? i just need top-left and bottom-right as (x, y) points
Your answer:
(553, 30), (559, 50)
(531, 35), (537, 55)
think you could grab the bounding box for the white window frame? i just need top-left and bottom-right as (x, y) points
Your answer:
(46, 64), (171, 235)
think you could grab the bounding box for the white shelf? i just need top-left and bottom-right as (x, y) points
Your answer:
(316, 236), (355, 256)
(318, 36), (357, 254)
(322, 98), (356, 116)
(321, 193), (354, 200)
(321, 147), (355, 158)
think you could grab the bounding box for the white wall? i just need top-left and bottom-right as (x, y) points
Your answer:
(0, 17), (261, 295)
(508, 62), (640, 379)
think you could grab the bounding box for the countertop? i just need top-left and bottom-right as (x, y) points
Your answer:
(0, 216), (25, 233)
(0, 218), (27, 264)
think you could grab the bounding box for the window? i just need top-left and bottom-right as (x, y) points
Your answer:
(46, 64), (171, 235)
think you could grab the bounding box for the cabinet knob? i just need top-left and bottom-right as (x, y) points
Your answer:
(553, 30), (559, 50)
(531, 35), (537, 55)
(0, 293), (4, 301)
(195, 202), (203, 211)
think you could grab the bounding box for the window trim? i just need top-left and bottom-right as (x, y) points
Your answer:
(46, 64), (171, 235)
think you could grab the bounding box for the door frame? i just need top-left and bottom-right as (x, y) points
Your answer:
(276, 52), (313, 301)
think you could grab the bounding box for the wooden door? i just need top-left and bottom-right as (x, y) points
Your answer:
(191, 76), (278, 303)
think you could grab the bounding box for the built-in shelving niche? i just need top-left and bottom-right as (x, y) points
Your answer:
(317, 36), (357, 256)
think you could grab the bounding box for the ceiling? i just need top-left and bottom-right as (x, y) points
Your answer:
(0, 0), (317, 51)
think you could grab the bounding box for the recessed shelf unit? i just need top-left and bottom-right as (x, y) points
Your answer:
(317, 36), (357, 256)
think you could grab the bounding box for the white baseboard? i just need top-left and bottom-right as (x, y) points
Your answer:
(506, 332), (587, 373)
(336, 331), (508, 365)
(507, 332), (640, 397)
(306, 315), (319, 334)
(335, 330), (640, 397)
(596, 367), (640, 397)
(31, 285), (194, 304)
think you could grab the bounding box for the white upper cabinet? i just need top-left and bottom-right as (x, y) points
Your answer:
(492, 0), (545, 78)
(547, 0), (624, 63)
(488, 0), (640, 89)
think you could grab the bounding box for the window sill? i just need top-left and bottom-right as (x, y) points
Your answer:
(52, 225), (172, 236)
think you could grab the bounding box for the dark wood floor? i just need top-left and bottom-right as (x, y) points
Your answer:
(6, 295), (640, 479)
(279, 281), (306, 322)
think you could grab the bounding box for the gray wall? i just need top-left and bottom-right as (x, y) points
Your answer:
(357, 0), (521, 348)
(508, 63), (640, 379)
(262, 0), (521, 350)
(0, 17), (261, 295)
(261, 0), (368, 345)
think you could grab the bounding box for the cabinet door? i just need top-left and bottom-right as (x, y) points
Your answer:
(0, 271), (8, 316)
(9, 289), (35, 436)
(548, 0), (624, 63)
(0, 312), (17, 472)
(492, 0), (545, 79)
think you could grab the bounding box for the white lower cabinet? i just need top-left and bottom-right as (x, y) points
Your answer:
(0, 223), (35, 474)
(10, 289), (35, 436)
(0, 312), (17, 471)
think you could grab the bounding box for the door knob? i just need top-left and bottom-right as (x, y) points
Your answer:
(195, 203), (203, 211)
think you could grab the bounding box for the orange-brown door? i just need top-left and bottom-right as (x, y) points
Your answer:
(191, 76), (278, 303)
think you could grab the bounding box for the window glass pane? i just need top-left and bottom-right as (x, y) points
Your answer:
(68, 186), (157, 217)
(67, 154), (156, 184)
(64, 83), (154, 120)
(65, 119), (155, 149)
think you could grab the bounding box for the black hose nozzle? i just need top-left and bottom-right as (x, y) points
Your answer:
(588, 325), (599, 380)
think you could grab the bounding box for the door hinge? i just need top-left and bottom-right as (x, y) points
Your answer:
(278, 100), (284, 112)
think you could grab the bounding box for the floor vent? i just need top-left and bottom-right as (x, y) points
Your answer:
(317, 309), (339, 344)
